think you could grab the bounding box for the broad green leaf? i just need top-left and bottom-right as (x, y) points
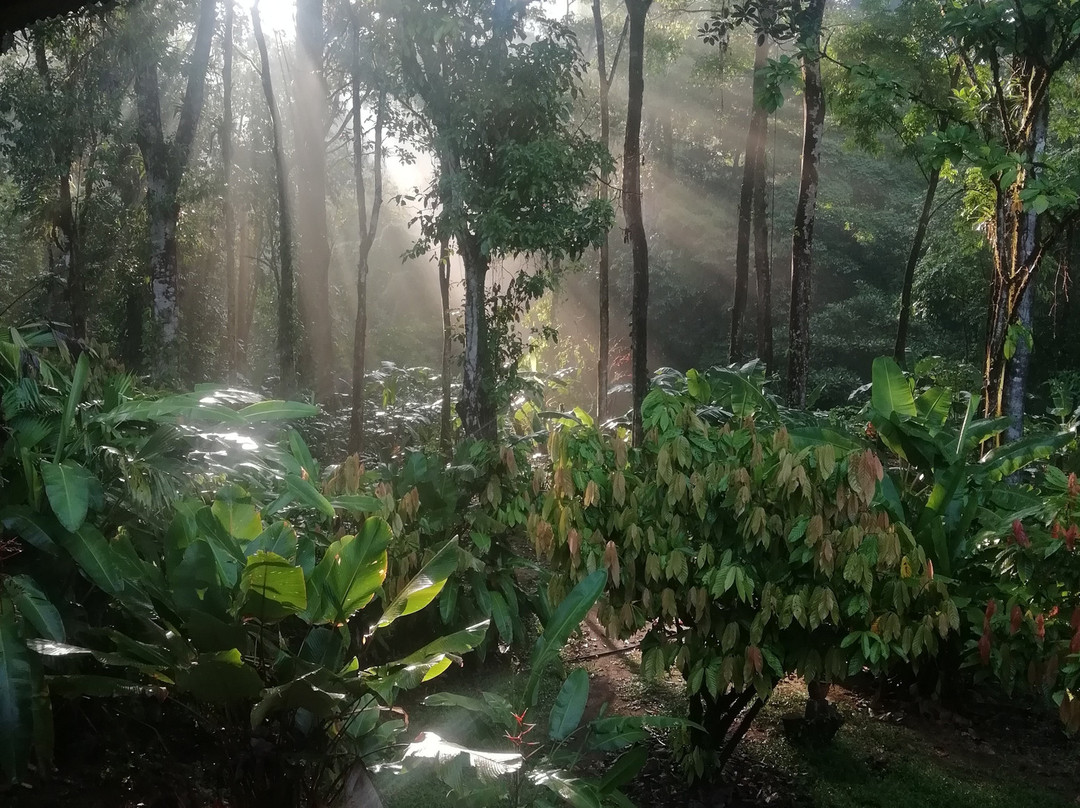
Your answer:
(245, 522), (298, 559)
(402, 620), (490, 665)
(285, 474), (335, 520)
(4, 576), (64, 642)
(548, 667), (589, 740)
(377, 539), (459, 628)
(46, 675), (166, 699)
(532, 768), (603, 808)
(489, 591), (513, 643)
(40, 460), (93, 532)
(599, 746), (648, 792)
(176, 650), (263, 704)
(400, 731), (521, 780)
(525, 570), (607, 707)
(0, 507), (61, 556)
(58, 525), (124, 596)
(589, 715), (699, 751)
(54, 351), (89, 461)
(240, 551), (307, 622)
(331, 495), (384, 514)
(981, 430), (1074, 482)
(871, 356), (916, 419)
(238, 400), (319, 422)
(0, 598), (33, 781)
(211, 485), (263, 541)
(307, 517), (390, 624)
(915, 387), (952, 432)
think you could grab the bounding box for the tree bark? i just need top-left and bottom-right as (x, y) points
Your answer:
(752, 83), (772, 369)
(786, 0), (826, 408)
(986, 86), (1049, 442)
(131, 0), (216, 377)
(253, 3), (296, 396)
(623, 0), (652, 445)
(731, 35), (769, 364)
(223, 0), (237, 379)
(592, 0), (611, 422)
(458, 230), (495, 440)
(438, 238), (453, 455)
(295, 0), (334, 402)
(347, 11), (386, 455)
(893, 164), (940, 368)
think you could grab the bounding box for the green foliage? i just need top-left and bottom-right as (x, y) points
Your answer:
(535, 371), (955, 778)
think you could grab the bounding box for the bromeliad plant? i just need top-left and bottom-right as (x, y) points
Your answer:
(534, 377), (957, 779)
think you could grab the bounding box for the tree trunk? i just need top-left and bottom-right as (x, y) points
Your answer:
(731, 36), (768, 363)
(438, 238), (453, 455)
(131, 0), (216, 377)
(984, 80), (1049, 442)
(458, 230), (495, 441)
(623, 0), (652, 445)
(347, 13), (386, 455)
(223, 0), (237, 379)
(894, 164), (940, 368)
(295, 0), (334, 402)
(786, 0), (826, 408)
(752, 107), (772, 369)
(253, 5), (296, 396)
(592, 0), (611, 422)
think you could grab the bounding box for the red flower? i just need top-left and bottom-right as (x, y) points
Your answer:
(983, 599), (997, 632)
(1049, 605), (1060, 619)
(1010, 605), (1023, 635)
(1068, 472), (1079, 499)
(978, 631), (992, 665)
(1012, 520), (1030, 548)
(1067, 524), (1078, 552)
(1036, 613), (1046, 641)
(1052, 522), (1062, 540)
(925, 559), (934, 581)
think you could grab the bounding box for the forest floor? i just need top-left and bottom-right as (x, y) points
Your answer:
(384, 612), (1080, 808)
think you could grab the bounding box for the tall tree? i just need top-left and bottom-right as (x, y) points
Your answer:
(131, 0), (217, 376)
(438, 238), (453, 454)
(295, 0), (334, 401)
(592, 0), (627, 421)
(252, 1), (297, 395)
(396, 0), (612, 441)
(222, 0), (237, 377)
(938, 0), (1080, 440)
(730, 35), (770, 363)
(786, 0), (826, 407)
(624, 0), (652, 445)
(347, 4), (386, 455)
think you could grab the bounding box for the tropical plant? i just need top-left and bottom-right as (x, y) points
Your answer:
(534, 374), (956, 779)
(396, 569), (684, 806)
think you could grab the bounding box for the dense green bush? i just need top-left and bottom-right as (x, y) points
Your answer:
(533, 370), (956, 778)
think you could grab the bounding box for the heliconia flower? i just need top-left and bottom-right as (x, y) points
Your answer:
(1012, 520), (1030, 548)
(1049, 605), (1060, 619)
(925, 559), (934, 581)
(1036, 613), (1046, 641)
(1067, 524), (1078, 552)
(1010, 605), (1023, 635)
(978, 631), (992, 665)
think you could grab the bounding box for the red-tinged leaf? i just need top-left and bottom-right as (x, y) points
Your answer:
(1035, 613), (1045, 641)
(1012, 520), (1030, 548)
(1071, 629), (1080, 655)
(978, 631), (991, 665)
(1010, 605), (1023, 635)
(747, 645), (763, 675)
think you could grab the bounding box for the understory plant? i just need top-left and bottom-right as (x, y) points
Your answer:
(535, 371), (957, 779)
(395, 569), (688, 806)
